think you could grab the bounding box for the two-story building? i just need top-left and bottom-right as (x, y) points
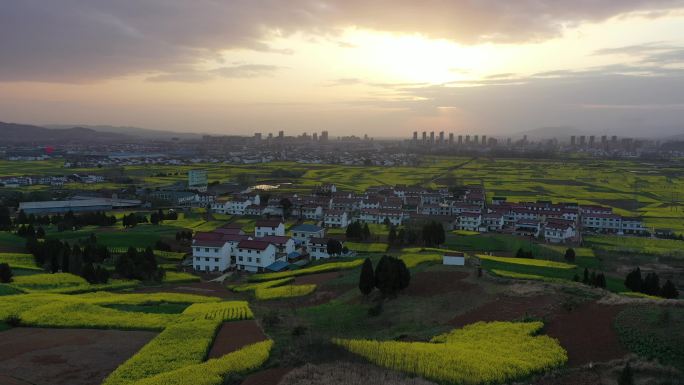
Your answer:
(235, 240), (277, 272)
(254, 220), (285, 237)
(290, 224), (325, 243)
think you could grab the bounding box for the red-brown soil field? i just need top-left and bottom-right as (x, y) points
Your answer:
(0, 328), (156, 385)
(208, 320), (268, 359)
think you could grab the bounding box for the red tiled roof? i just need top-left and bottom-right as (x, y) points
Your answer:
(237, 240), (272, 250)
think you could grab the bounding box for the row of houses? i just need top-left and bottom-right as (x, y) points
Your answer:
(192, 220), (337, 273)
(208, 183), (647, 244)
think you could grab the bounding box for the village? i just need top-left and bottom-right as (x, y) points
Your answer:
(194, 181), (648, 274)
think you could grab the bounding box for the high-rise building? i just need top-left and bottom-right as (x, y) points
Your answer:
(430, 131), (435, 144)
(422, 131), (427, 142)
(413, 131), (418, 141)
(188, 170), (208, 192)
(278, 130), (284, 139)
(254, 133), (262, 140)
(439, 131), (445, 143)
(589, 136), (595, 147)
(465, 135), (470, 144)
(449, 133), (454, 144)
(458, 135), (463, 145)
(579, 135), (586, 146)
(312, 132), (318, 141)
(481, 135), (487, 145)
(321, 131), (329, 142)
(601, 135), (607, 146)
(474, 135), (479, 145)
(611, 135), (618, 144)
(570, 136), (576, 146)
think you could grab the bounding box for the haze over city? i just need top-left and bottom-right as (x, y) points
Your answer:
(1, 1), (684, 137)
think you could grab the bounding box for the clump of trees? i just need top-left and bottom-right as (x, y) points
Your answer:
(422, 221), (445, 246)
(625, 267), (678, 299)
(25, 235), (111, 283)
(0, 263), (13, 283)
(346, 222), (371, 241)
(14, 210), (116, 231)
(115, 247), (164, 282)
(150, 209), (178, 225)
(122, 213), (148, 228)
(515, 248), (534, 259)
(581, 267), (607, 289)
(175, 230), (193, 242)
(358, 255), (410, 298)
(326, 239), (343, 256)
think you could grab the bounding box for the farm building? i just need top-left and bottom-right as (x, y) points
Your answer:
(443, 252), (466, 266)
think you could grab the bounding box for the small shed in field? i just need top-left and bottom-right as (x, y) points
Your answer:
(442, 251), (465, 266)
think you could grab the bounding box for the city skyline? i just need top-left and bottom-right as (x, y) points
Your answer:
(1, 1), (684, 137)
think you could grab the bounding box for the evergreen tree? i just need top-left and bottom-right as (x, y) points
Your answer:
(582, 267), (589, 284)
(590, 271), (597, 287)
(388, 226), (397, 245)
(374, 255), (411, 298)
(326, 239), (342, 256)
(564, 248), (576, 262)
(0, 206), (11, 230)
(81, 262), (96, 283)
(660, 280), (679, 299)
(624, 267), (643, 292)
(363, 223), (371, 241)
(36, 226), (46, 238)
(643, 272), (661, 296)
(617, 362), (634, 385)
(359, 257), (375, 295)
(0, 263), (12, 283)
(397, 228), (405, 245)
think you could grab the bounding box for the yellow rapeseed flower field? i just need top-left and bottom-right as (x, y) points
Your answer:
(249, 259), (363, 282)
(476, 254), (576, 269)
(254, 284), (316, 300)
(334, 321), (567, 385)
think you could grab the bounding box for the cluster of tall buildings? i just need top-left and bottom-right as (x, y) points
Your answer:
(253, 130), (329, 143)
(569, 135), (637, 151)
(410, 131), (496, 147)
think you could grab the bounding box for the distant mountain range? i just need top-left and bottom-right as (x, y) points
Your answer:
(0, 121), (134, 143)
(45, 124), (202, 140)
(0, 121), (201, 143)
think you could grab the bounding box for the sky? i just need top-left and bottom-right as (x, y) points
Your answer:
(1, 1), (684, 138)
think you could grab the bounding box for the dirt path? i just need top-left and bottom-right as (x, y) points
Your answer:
(208, 320), (268, 359)
(0, 328), (156, 385)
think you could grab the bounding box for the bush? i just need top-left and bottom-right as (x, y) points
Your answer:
(0, 262), (13, 283)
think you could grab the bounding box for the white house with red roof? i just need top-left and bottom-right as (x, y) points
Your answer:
(235, 240), (277, 272)
(254, 219), (285, 237)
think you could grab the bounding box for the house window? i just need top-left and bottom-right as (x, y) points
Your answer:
(256, 258), (261, 263)
(248, 257), (252, 262)
(205, 257), (209, 262)
(214, 258), (219, 262)
(195, 265), (200, 270)
(195, 257), (200, 261)
(205, 248), (209, 252)
(239, 256), (243, 261)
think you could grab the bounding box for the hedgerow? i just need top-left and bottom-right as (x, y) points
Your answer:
(334, 321), (567, 385)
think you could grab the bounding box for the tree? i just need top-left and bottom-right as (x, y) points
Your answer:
(280, 198), (293, 219)
(326, 239), (343, 256)
(660, 280), (679, 299)
(617, 362), (634, 385)
(594, 272), (606, 289)
(359, 257), (375, 295)
(643, 272), (661, 296)
(0, 206), (11, 230)
(36, 226), (46, 238)
(363, 223), (371, 241)
(582, 267), (590, 284)
(0, 263), (12, 283)
(397, 228), (405, 245)
(383, 217), (391, 227)
(624, 267), (643, 293)
(564, 248), (576, 262)
(388, 226), (397, 245)
(374, 255), (411, 298)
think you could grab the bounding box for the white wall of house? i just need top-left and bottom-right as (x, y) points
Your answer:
(235, 244), (277, 272)
(255, 223), (285, 237)
(192, 243), (232, 272)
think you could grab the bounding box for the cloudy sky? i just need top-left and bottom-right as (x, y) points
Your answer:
(1, 1), (683, 138)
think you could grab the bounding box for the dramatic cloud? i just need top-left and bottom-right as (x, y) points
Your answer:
(2, 0), (684, 82)
(146, 64), (283, 82)
(351, 64), (684, 136)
